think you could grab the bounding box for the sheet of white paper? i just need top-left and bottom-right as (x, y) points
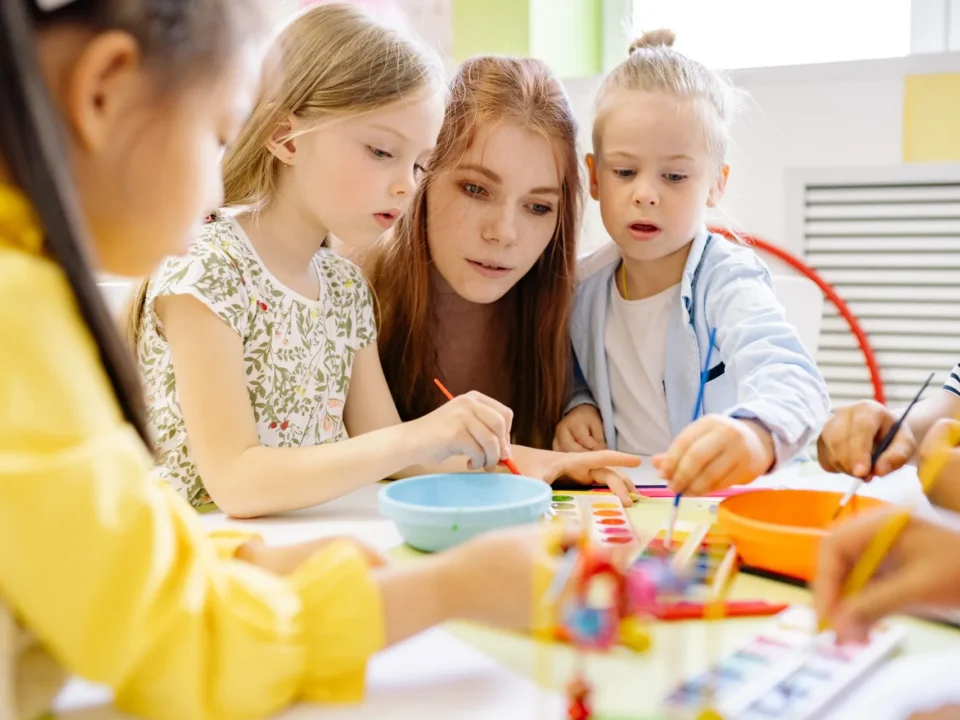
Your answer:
(623, 459), (928, 506)
(283, 628), (564, 719)
(822, 646), (960, 720)
(200, 483), (404, 550)
(55, 629), (564, 720)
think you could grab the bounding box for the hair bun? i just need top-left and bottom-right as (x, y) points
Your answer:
(629, 29), (676, 54)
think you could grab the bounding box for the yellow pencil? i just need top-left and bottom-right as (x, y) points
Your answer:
(839, 508), (911, 599)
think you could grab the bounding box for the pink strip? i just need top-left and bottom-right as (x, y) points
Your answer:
(590, 487), (757, 498)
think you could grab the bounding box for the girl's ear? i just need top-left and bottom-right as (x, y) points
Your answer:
(707, 164), (730, 208)
(266, 115), (298, 165)
(585, 153), (599, 200)
(66, 31), (142, 151)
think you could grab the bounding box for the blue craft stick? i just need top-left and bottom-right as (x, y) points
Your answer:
(667, 327), (718, 543)
(676, 327), (718, 499)
(692, 327), (718, 424)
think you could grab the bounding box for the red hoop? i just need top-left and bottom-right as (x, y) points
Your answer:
(708, 227), (885, 405)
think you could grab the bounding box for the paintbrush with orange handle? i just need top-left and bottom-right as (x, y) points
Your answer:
(433, 378), (523, 476)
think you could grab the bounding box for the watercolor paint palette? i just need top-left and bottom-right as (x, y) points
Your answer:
(630, 523), (739, 600)
(550, 493), (636, 546)
(662, 606), (905, 719)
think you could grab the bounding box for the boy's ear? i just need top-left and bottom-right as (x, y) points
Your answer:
(266, 115), (298, 165)
(707, 164), (730, 208)
(585, 153), (600, 200)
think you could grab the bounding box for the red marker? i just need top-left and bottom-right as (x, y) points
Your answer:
(433, 378), (522, 476)
(651, 601), (788, 621)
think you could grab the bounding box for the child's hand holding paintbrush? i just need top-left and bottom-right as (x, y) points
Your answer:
(434, 379), (641, 504)
(815, 398), (960, 643)
(813, 507), (960, 643)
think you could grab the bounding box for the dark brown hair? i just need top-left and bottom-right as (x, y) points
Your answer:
(0, 0), (263, 445)
(368, 56), (583, 449)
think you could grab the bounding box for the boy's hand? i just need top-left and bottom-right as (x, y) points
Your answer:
(553, 404), (606, 452)
(652, 415), (774, 495)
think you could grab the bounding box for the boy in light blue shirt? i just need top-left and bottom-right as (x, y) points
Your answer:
(555, 30), (829, 495)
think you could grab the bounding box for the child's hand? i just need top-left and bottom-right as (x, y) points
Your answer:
(817, 400), (915, 479)
(652, 415), (774, 494)
(909, 705), (960, 720)
(814, 507), (960, 643)
(238, 536), (388, 575)
(919, 419), (960, 512)
(553, 404), (606, 452)
(437, 524), (580, 631)
(412, 391), (514, 471)
(517, 447), (640, 505)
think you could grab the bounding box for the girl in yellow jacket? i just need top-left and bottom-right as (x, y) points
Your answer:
(0, 1), (566, 719)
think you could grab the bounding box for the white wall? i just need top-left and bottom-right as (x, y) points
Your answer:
(565, 52), (960, 258)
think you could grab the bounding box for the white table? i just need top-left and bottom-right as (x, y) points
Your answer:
(56, 463), (958, 719)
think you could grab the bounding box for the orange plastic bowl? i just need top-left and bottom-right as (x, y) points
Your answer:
(716, 489), (889, 582)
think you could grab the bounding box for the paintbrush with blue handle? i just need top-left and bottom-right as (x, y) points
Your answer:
(664, 327), (718, 549)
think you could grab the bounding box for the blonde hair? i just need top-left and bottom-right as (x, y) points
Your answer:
(125, 2), (442, 350)
(593, 29), (738, 167)
(223, 1), (443, 209)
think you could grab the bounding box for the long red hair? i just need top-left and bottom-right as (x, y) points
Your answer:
(368, 56), (583, 449)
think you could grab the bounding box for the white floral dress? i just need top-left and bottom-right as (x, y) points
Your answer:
(138, 216), (376, 508)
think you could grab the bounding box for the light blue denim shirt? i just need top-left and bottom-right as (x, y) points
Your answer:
(568, 229), (830, 468)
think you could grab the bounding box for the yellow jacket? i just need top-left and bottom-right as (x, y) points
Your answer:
(0, 185), (384, 720)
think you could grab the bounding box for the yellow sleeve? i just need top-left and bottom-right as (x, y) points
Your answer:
(206, 527), (261, 560)
(0, 255), (385, 719)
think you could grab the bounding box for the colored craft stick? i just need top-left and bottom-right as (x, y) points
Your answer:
(840, 509), (911, 600)
(433, 378), (522, 476)
(652, 601), (788, 621)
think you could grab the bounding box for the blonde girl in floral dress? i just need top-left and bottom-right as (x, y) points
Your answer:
(130, 4), (639, 517)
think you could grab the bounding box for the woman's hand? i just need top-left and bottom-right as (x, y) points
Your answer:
(514, 446), (640, 505)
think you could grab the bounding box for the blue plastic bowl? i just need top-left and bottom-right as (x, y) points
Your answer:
(378, 473), (552, 552)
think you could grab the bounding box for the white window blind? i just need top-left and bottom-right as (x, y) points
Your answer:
(787, 165), (960, 409)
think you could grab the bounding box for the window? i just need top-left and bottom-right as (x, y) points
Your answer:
(632, 0), (912, 70)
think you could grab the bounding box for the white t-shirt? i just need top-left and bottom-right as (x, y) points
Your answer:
(603, 280), (680, 455)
